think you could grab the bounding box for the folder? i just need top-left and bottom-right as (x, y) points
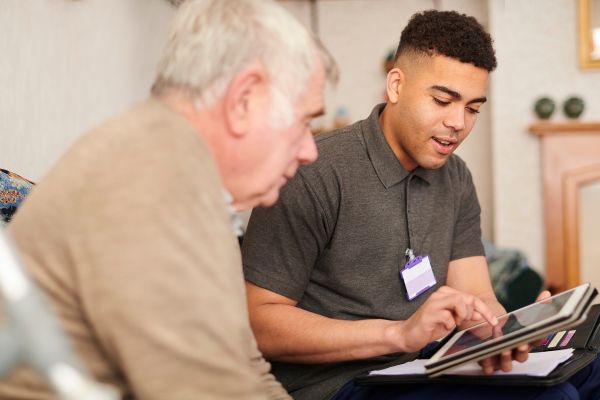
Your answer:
(355, 303), (600, 387)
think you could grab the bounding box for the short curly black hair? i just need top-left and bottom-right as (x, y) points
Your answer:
(395, 10), (497, 71)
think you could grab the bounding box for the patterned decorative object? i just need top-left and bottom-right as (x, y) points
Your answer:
(0, 169), (34, 227)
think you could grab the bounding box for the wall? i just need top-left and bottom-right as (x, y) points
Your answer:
(8, 0), (596, 272)
(0, 0), (174, 181)
(489, 0), (600, 273)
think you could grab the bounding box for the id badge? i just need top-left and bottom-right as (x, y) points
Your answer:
(401, 255), (436, 300)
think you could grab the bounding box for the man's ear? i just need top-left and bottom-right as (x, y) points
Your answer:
(224, 66), (268, 138)
(385, 67), (405, 104)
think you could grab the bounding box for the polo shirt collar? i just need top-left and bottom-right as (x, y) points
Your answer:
(361, 104), (434, 188)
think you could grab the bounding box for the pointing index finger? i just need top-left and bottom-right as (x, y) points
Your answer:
(473, 297), (498, 327)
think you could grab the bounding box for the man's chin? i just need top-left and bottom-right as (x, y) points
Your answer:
(257, 196), (279, 208)
(231, 187), (280, 210)
(256, 190), (281, 208)
(421, 155), (451, 170)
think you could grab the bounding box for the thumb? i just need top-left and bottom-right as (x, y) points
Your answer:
(536, 290), (551, 302)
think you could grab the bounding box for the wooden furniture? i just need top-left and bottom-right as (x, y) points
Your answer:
(530, 122), (600, 292)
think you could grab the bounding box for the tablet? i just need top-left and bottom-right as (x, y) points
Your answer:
(425, 282), (597, 377)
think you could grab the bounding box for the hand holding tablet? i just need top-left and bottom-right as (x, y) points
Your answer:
(477, 290), (552, 374)
(425, 283), (598, 377)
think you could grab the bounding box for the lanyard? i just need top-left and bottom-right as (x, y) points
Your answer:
(399, 173), (437, 300)
(404, 173), (416, 262)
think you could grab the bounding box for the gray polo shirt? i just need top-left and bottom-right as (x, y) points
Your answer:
(242, 104), (484, 400)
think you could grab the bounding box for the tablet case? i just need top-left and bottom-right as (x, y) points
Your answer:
(425, 284), (597, 377)
(355, 304), (600, 387)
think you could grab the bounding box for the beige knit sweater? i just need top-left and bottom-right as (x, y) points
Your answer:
(0, 98), (289, 400)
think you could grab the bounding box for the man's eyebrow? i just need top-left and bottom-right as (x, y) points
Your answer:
(430, 85), (487, 105)
(308, 108), (325, 119)
(431, 85), (461, 99)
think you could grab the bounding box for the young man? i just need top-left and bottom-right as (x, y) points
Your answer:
(242, 10), (600, 400)
(0, 0), (337, 399)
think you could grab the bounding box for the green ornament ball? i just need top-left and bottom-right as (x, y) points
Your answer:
(533, 97), (555, 120)
(563, 96), (585, 119)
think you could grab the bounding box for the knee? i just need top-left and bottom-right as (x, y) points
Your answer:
(555, 383), (580, 400)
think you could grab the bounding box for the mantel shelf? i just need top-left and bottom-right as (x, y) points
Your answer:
(529, 121), (600, 136)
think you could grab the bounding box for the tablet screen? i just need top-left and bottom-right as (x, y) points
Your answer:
(437, 287), (576, 359)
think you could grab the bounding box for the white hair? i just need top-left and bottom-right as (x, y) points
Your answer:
(267, 85), (294, 128)
(153, 0), (337, 113)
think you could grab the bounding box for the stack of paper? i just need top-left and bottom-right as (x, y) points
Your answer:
(369, 349), (574, 377)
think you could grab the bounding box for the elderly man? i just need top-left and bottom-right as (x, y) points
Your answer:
(0, 0), (336, 399)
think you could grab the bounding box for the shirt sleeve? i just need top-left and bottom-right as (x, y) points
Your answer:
(450, 164), (485, 261)
(242, 167), (334, 302)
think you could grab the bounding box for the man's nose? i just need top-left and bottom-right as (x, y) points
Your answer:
(443, 105), (465, 132)
(298, 131), (318, 165)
